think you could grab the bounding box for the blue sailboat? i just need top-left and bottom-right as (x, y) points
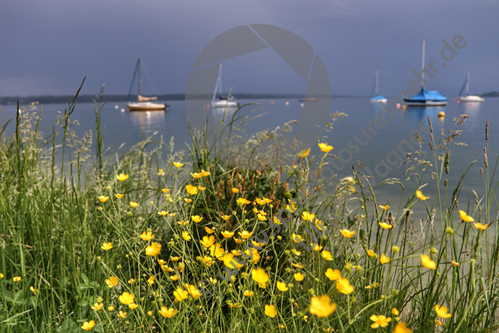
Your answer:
(370, 71), (387, 103)
(404, 41), (448, 107)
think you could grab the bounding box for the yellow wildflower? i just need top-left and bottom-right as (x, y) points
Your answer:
(318, 143), (333, 153)
(173, 162), (183, 168)
(140, 231), (154, 241)
(158, 211), (168, 216)
(106, 276), (118, 287)
(205, 227), (215, 234)
(393, 322), (413, 333)
(232, 188), (239, 193)
(244, 290), (254, 297)
(173, 287), (189, 301)
(458, 209), (474, 222)
(192, 215), (203, 223)
(81, 320), (96, 331)
(185, 184), (198, 195)
(474, 223), (489, 230)
(298, 148), (310, 158)
(159, 306), (178, 318)
(336, 277), (354, 294)
(118, 292), (134, 305)
(340, 229), (355, 238)
(91, 303), (103, 311)
(416, 190), (429, 201)
(129, 202), (138, 208)
(182, 231), (191, 241)
(265, 304), (277, 318)
(325, 268), (341, 281)
(370, 314), (391, 328)
(277, 281), (289, 292)
(239, 231), (252, 239)
(98, 195), (109, 203)
(221, 231), (235, 238)
(435, 305), (452, 318)
(321, 250), (334, 261)
(294, 272), (305, 281)
(116, 173), (129, 181)
(379, 222), (393, 230)
(101, 242), (113, 250)
(309, 295), (337, 317)
(145, 242), (161, 256)
(421, 255), (437, 269)
(252, 268), (269, 288)
(379, 204), (390, 210)
(115, 194), (124, 199)
(117, 311), (127, 318)
(200, 235), (216, 248)
(380, 254), (390, 264)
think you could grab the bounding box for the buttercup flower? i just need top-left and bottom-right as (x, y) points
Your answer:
(221, 214), (231, 221)
(147, 275), (155, 285)
(336, 277), (354, 294)
(312, 244), (323, 252)
(379, 222), (393, 230)
(379, 205), (390, 210)
(101, 242), (113, 250)
(325, 268), (341, 281)
(192, 215), (203, 223)
(257, 213), (267, 221)
(91, 303), (103, 311)
(184, 198), (192, 203)
(115, 194), (124, 199)
(367, 249), (377, 258)
(145, 242), (162, 256)
(181, 231), (191, 241)
(30, 286), (38, 295)
(185, 284), (202, 298)
(309, 295), (337, 317)
(221, 231), (235, 238)
(301, 211), (315, 221)
(128, 278), (136, 284)
(474, 223), (489, 230)
(129, 303), (138, 310)
(318, 142), (334, 153)
(174, 287), (189, 301)
(421, 255), (437, 269)
(252, 268), (269, 288)
(129, 202), (138, 208)
(118, 292), (134, 305)
(393, 322), (413, 333)
(116, 173), (129, 181)
(370, 314), (391, 328)
(292, 234), (304, 243)
(294, 272), (305, 281)
(185, 184), (198, 195)
(222, 254), (244, 269)
(106, 276), (118, 287)
(161, 188), (170, 194)
(237, 198), (251, 205)
(416, 190), (429, 201)
(159, 306), (178, 318)
(298, 148), (311, 158)
(108, 305), (114, 311)
(232, 188), (239, 193)
(392, 308), (399, 316)
(239, 231), (252, 239)
(198, 186), (206, 191)
(451, 260), (460, 267)
(81, 320), (96, 331)
(277, 281), (289, 292)
(98, 195), (109, 203)
(205, 227), (215, 234)
(200, 235), (216, 248)
(380, 254), (390, 264)
(265, 304), (277, 318)
(435, 304), (452, 318)
(173, 162), (183, 168)
(340, 229), (355, 238)
(459, 210), (474, 222)
(118, 311), (127, 318)
(158, 211), (168, 216)
(321, 251), (334, 261)
(140, 231), (154, 241)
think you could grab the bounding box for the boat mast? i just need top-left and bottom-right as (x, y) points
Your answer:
(466, 72), (470, 96)
(138, 58), (141, 97)
(421, 40), (425, 89)
(212, 64), (222, 101)
(375, 71), (379, 95)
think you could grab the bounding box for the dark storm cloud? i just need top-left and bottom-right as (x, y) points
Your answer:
(0, 0), (498, 97)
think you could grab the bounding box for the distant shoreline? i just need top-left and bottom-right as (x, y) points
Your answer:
(0, 93), (361, 105)
(1, 91), (496, 106)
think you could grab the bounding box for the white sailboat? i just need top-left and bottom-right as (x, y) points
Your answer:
(126, 58), (168, 111)
(211, 64), (239, 109)
(370, 71), (387, 103)
(458, 72), (484, 102)
(404, 41), (448, 107)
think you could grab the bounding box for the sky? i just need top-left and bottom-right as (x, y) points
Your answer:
(1, 0), (498, 98)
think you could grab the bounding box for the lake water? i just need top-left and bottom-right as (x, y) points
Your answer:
(1, 97), (498, 223)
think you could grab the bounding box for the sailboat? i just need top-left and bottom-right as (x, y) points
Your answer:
(370, 71), (387, 103)
(211, 64), (239, 109)
(404, 41), (448, 107)
(126, 58), (168, 111)
(457, 72), (484, 102)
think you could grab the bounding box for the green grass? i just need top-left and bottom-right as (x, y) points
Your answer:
(0, 90), (498, 333)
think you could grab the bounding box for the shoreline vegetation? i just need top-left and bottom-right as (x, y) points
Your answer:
(1, 85), (499, 333)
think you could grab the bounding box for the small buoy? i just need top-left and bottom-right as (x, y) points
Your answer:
(206, 104), (210, 109)
(271, 101), (274, 105)
(453, 99), (456, 102)
(300, 103), (305, 107)
(396, 103), (401, 108)
(401, 105), (406, 110)
(115, 105), (119, 109)
(438, 111), (445, 117)
(457, 100), (461, 104)
(121, 108), (125, 112)
(469, 103), (472, 106)
(285, 101), (289, 105)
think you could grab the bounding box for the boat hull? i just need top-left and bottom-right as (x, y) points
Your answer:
(211, 100), (239, 108)
(458, 95), (484, 102)
(127, 102), (168, 111)
(404, 99), (448, 107)
(370, 98), (388, 103)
